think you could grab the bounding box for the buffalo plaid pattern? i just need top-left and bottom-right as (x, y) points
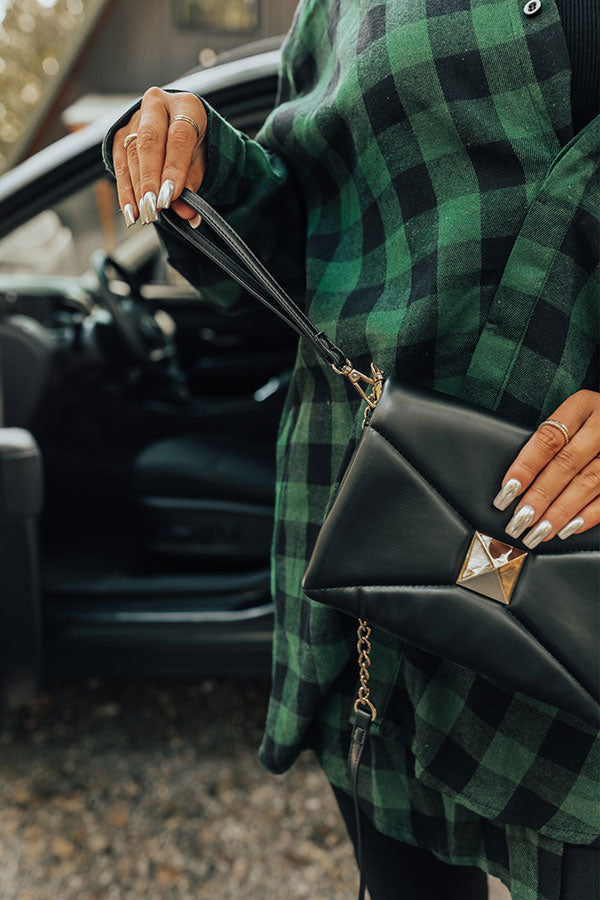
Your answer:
(104, 1), (599, 896)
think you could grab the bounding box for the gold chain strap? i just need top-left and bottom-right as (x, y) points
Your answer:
(353, 619), (377, 721)
(330, 360), (384, 723)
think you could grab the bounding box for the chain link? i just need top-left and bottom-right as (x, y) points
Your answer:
(353, 618), (377, 720)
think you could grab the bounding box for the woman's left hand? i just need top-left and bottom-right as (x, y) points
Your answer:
(492, 390), (600, 547)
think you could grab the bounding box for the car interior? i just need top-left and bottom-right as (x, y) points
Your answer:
(0, 64), (296, 704)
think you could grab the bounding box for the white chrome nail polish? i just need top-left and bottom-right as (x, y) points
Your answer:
(139, 194), (148, 224)
(505, 505), (535, 539)
(123, 204), (135, 227)
(557, 516), (584, 540)
(523, 519), (552, 549)
(157, 179), (175, 210)
(493, 478), (522, 511)
(142, 191), (158, 223)
(189, 214), (202, 229)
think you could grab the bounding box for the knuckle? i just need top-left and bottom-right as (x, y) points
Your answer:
(136, 126), (162, 152)
(515, 457), (538, 480)
(551, 447), (579, 476)
(114, 160), (130, 179)
(168, 128), (195, 154)
(179, 92), (205, 112)
(526, 484), (553, 507)
(535, 427), (565, 454)
(579, 465), (600, 493)
(143, 85), (164, 102)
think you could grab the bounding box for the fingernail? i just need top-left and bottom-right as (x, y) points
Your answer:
(523, 519), (553, 549)
(141, 191), (158, 224)
(139, 194), (148, 224)
(505, 505), (535, 539)
(557, 516), (584, 540)
(189, 214), (202, 229)
(123, 203), (136, 227)
(493, 478), (522, 511)
(157, 179), (175, 210)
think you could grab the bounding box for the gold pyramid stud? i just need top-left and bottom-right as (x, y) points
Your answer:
(456, 532), (527, 604)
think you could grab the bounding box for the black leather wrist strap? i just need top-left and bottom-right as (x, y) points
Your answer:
(160, 189), (348, 370)
(160, 189), (373, 900)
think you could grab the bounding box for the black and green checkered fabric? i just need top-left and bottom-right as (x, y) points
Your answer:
(103, 1), (599, 896)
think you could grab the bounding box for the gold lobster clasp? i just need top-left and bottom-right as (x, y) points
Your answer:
(331, 360), (384, 414)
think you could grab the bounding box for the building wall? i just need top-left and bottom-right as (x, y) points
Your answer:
(31, 0), (297, 154)
(80, 0), (297, 93)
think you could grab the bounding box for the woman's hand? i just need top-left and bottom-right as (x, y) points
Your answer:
(492, 390), (600, 547)
(112, 88), (208, 228)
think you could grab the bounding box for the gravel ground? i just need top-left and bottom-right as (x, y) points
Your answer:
(0, 678), (510, 900)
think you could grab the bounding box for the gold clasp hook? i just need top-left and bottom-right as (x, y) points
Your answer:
(331, 360), (384, 414)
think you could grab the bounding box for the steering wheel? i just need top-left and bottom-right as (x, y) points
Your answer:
(91, 251), (176, 366)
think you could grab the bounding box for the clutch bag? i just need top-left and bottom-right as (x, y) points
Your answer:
(162, 190), (600, 728)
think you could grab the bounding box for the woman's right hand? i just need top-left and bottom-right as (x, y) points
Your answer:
(112, 87), (208, 228)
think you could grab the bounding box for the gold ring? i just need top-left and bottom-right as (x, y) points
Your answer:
(537, 419), (570, 447)
(171, 114), (201, 143)
(122, 132), (138, 150)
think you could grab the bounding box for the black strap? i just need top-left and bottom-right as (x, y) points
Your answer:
(348, 706), (373, 900)
(162, 190), (370, 899)
(160, 189), (348, 370)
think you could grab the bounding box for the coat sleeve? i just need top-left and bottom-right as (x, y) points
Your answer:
(101, 75), (307, 315)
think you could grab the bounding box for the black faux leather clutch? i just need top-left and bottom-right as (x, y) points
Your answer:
(162, 190), (600, 727)
(303, 378), (600, 725)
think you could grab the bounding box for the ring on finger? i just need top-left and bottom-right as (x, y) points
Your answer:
(537, 419), (570, 448)
(123, 132), (138, 150)
(171, 114), (201, 144)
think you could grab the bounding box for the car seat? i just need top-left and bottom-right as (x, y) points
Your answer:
(132, 432), (276, 565)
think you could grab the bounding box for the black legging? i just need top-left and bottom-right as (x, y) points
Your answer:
(332, 785), (600, 900)
(331, 784), (488, 900)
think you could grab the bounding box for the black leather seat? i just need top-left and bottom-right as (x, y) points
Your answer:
(133, 433), (276, 564)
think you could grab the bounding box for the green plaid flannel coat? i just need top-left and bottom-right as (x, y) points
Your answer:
(104, 1), (599, 895)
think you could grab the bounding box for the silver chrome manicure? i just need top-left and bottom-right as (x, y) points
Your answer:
(557, 516), (584, 540)
(523, 519), (552, 549)
(505, 505), (535, 539)
(141, 191), (158, 223)
(123, 204), (135, 227)
(139, 194), (148, 224)
(157, 179), (175, 210)
(493, 478), (522, 511)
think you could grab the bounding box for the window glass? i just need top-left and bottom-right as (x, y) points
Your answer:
(174, 0), (259, 33)
(0, 177), (137, 277)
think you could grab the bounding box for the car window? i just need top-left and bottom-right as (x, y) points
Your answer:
(0, 176), (137, 277)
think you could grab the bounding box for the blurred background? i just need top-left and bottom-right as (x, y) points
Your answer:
(0, 0), (297, 173)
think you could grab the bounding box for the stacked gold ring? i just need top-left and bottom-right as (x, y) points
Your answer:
(537, 418), (570, 447)
(122, 132), (138, 150)
(171, 114), (201, 144)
